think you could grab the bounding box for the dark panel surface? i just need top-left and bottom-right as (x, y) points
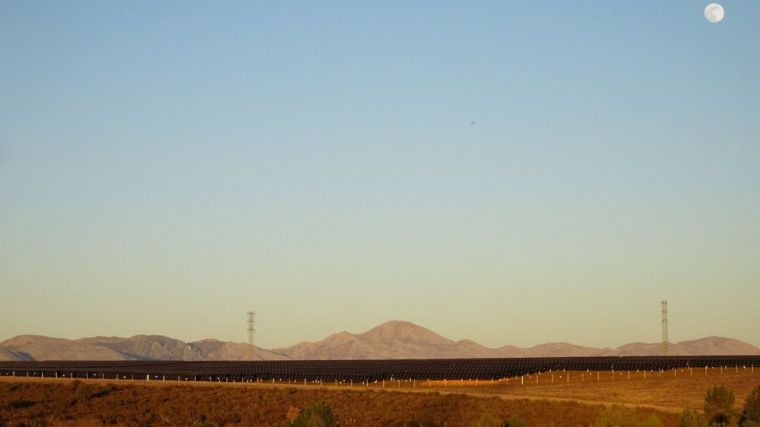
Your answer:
(2, 356), (759, 382)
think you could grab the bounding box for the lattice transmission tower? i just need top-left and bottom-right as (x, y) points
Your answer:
(661, 300), (669, 356)
(246, 311), (256, 361)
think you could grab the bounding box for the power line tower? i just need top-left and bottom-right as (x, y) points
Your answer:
(246, 311), (256, 361)
(661, 300), (669, 356)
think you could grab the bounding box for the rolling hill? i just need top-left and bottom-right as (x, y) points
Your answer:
(1, 335), (125, 361)
(3, 320), (758, 361)
(0, 335), (283, 362)
(273, 320), (760, 359)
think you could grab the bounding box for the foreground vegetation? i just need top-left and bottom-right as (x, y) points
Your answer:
(677, 384), (760, 427)
(2, 376), (759, 426)
(450, 369), (760, 412)
(0, 378), (672, 427)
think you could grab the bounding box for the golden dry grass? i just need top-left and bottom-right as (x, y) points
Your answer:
(1, 367), (758, 427)
(0, 376), (676, 427)
(425, 367), (760, 411)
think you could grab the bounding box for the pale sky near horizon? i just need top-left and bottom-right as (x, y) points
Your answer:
(1, 1), (759, 349)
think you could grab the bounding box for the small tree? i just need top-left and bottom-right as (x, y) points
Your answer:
(704, 386), (738, 426)
(740, 385), (760, 427)
(679, 408), (707, 427)
(285, 401), (338, 427)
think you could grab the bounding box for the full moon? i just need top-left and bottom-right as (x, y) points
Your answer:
(705, 3), (725, 23)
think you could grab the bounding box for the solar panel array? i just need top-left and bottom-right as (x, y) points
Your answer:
(2, 356), (759, 382)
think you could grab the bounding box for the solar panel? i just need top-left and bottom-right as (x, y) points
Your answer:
(1, 356), (759, 382)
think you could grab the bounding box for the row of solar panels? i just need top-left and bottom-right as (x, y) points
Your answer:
(1, 356), (759, 381)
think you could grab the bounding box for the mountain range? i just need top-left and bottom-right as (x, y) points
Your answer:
(1, 320), (758, 362)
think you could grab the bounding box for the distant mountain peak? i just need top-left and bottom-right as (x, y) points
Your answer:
(3, 321), (758, 361)
(361, 320), (450, 342)
(273, 320), (760, 360)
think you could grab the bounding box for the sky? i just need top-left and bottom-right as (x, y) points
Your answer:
(1, 1), (759, 349)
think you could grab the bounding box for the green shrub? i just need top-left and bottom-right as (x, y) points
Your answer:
(503, 415), (529, 427)
(471, 413), (501, 427)
(679, 408), (707, 427)
(399, 421), (443, 427)
(740, 385), (760, 427)
(470, 413), (527, 427)
(591, 405), (662, 427)
(194, 418), (214, 427)
(704, 386), (737, 426)
(640, 415), (664, 427)
(284, 401), (338, 427)
(73, 381), (94, 402)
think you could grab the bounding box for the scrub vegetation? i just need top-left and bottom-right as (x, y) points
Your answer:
(2, 377), (760, 426)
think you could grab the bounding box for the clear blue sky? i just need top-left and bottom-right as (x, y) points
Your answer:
(1, 1), (759, 349)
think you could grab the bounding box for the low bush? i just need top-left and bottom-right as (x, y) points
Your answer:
(398, 420), (444, 427)
(679, 408), (707, 427)
(740, 385), (760, 427)
(704, 385), (738, 426)
(503, 415), (529, 427)
(284, 401), (338, 427)
(72, 381), (94, 402)
(471, 413), (501, 427)
(591, 405), (662, 427)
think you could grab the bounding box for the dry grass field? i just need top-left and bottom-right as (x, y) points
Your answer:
(1, 367), (758, 427)
(425, 367), (760, 412)
(0, 377), (673, 427)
